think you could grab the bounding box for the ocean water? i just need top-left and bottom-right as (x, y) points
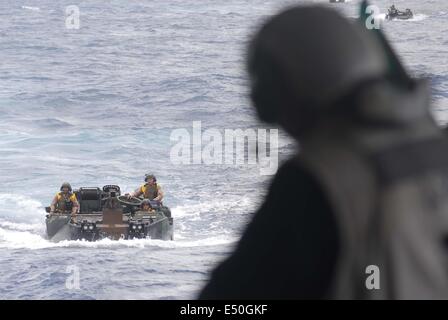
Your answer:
(0, 0), (447, 299)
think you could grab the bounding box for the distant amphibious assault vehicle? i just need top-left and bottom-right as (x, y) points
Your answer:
(386, 7), (414, 20)
(45, 185), (173, 242)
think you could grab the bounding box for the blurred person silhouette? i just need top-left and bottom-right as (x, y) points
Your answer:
(199, 2), (448, 299)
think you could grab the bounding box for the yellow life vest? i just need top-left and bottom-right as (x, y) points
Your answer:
(55, 192), (77, 211)
(140, 183), (160, 200)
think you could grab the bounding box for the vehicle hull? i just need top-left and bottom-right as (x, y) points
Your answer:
(386, 12), (413, 20)
(45, 213), (174, 242)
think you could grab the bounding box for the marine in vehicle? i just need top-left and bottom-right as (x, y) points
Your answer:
(126, 173), (164, 202)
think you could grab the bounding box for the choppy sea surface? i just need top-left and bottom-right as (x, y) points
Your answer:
(0, 0), (447, 299)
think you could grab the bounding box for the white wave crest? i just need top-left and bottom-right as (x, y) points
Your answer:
(21, 6), (40, 11)
(172, 195), (254, 219)
(388, 14), (428, 22)
(0, 193), (46, 224)
(0, 227), (236, 250)
(0, 193), (239, 250)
